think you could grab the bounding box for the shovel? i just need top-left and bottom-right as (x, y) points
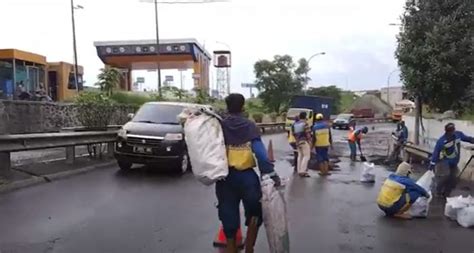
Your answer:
(358, 145), (367, 162)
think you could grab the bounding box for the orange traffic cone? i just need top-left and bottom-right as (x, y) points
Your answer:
(213, 225), (245, 249)
(267, 139), (275, 162)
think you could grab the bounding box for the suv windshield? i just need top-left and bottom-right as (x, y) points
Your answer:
(337, 114), (352, 120)
(132, 104), (184, 124)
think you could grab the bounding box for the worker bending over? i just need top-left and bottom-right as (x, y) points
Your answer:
(348, 126), (368, 161)
(377, 162), (430, 219)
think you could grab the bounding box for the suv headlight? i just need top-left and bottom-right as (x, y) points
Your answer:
(118, 128), (127, 139)
(164, 133), (183, 141)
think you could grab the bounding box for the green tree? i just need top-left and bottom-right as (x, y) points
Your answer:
(396, 0), (474, 113)
(307, 85), (343, 114)
(254, 55), (308, 113)
(96, 68), (122, 96)
(162, 86), (189, 100)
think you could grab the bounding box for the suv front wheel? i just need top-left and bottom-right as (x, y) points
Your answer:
(118, 160), (133, 171)
(177, 152), (190, 175)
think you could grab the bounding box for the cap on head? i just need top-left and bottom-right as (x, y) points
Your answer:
(225, 93), (245, 114)
(395, 162), (412, 176)
(362, 126), (369, 133)
(299, 111), (307, 119)
(445, 123), (455, 133)
(316, 113), (324, 120)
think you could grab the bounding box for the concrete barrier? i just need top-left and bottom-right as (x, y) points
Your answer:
(403, 115), (474, 180)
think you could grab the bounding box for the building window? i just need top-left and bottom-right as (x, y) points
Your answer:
(68, 72), (83, 90)
(0, 60), (14, 99)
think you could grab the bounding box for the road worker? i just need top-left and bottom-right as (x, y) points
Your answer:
(348, 126), (368, 161)
(377, 162), (430, 219)
(429, 123), (474, 197)
(312, 113), (332, 176)
(292, 112), (312, 177)
(218, 93), (281, 253)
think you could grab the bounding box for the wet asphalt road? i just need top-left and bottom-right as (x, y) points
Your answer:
(0, 127), (473, 253)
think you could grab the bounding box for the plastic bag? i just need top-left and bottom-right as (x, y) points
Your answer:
(444, 195), (474, 220)
(360, 162), (375, 183)
(180, 107), (228, 185)
(416, 170), (435, 191)
(457, 206), (474, 228)
(261, 176), (290, 253)
(408, 171), (435, 217)
(409, 195), (432, 218)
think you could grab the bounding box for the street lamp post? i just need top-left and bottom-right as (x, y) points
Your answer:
(387, 69), (399, 107)
(70, 0), (83, 93)
(305, 52), (326, 94)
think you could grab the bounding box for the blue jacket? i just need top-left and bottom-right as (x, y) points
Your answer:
(430, 131), (474, 166)
(399, 126), (408, 143)
(389, 174), (429, 203)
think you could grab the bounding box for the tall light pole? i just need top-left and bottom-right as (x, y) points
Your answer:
(140, 0), (227, 97)
(70, 0), (83, 93)
(387, 69), (399, 107)
(305, 52), (326, 93)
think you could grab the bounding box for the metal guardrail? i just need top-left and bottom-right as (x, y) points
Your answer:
(0, 131), (117, 174)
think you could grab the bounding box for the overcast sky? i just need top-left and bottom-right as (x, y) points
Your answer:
(0, 0), (405, 96)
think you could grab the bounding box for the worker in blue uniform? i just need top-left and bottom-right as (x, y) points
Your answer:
(377, 162), (430, 219)
(312, 113), (332, 176)
(429, 123), (474, 197)
(386, 121), (409, 163)
(218, 93), (281, 253)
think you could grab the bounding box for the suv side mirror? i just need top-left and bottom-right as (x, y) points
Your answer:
(127, 113), (135, 120)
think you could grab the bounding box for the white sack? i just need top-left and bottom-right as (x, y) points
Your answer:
(457, 206), (474, 228)
(444, 195), (474, 220)
(409, 195), (432, 218)
(180, 108), (228, 185)
(360, 162), (375, 183)
(261, 176), (290, 253)
(416, 170), (435, 191)
(408, 171), (435, 217)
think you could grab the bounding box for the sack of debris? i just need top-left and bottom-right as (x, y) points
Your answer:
(261, 175), (290, 253)
(444, 195), (474, 220)
(409, 171), (435, 218)
(457, 206), (474, 228)
(179, 107), (228, 185)
(360, 162), (375, 183)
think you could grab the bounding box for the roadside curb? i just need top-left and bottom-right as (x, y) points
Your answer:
(0, 160), (116, 194)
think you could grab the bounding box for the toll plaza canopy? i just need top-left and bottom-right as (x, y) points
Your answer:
(94, 38), (211, 91)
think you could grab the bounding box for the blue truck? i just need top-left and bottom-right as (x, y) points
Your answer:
(285, 95), (334, 131)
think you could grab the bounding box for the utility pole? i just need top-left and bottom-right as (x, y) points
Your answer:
(154, 0), (162, 97)
(70, 0), (81, 92)
(414, 95), (421, 145)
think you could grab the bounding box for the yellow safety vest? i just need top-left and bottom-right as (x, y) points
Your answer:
(314, 128), (330, 147)
(226, 142), (256, 170)
(377, 178), (406, 208)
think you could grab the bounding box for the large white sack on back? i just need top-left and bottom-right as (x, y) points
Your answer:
(360, 162), (375, 183)
(457, 206), (474, 228)
(261, 176), (290, 253)
(444, 195), (474, 220)
(181, 108), (228, 185)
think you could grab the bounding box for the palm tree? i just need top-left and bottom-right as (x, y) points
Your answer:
(96, 67), (121, 96)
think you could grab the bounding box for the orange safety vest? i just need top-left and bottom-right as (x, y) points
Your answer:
(348, 129), (362, 142)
